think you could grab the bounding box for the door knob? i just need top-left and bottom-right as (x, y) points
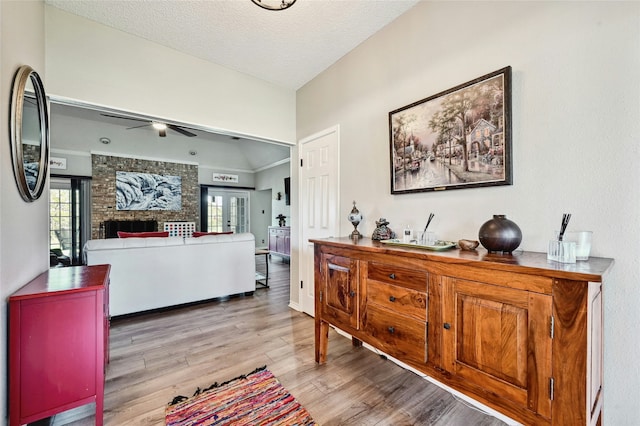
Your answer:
(443, 322), (451, 330)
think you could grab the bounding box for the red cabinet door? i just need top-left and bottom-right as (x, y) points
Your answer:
(9, 265), (109, 426)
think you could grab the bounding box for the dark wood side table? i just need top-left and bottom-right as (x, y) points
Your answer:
(255, 249), (269, 288)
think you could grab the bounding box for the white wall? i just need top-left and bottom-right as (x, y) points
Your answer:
(251, 189), (272, 248)
(0, 1), (48, 422)
(255, 161), (291, 226)
(44, 6), (296, 144)
(198, 167), (255, 188)
(296, 2), (640, 423)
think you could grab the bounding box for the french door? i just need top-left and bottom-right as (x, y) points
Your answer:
(49, 177), (91, 265)
(201, 188), (249, 233)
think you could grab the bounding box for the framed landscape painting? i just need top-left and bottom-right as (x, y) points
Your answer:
(389, 66), (512, 194)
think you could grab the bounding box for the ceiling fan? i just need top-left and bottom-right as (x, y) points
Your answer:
(100, 113), (197, 138)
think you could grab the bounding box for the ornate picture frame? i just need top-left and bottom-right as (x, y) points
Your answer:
(389, 66), (512, 194)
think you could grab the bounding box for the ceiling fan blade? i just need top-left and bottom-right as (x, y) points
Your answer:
(159, 129), (167, 137)
(126, 124), (152, 130)
(168, 124), (197, 137)
(100, 113), (148, 123)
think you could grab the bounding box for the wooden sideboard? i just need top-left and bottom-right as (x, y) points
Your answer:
(9, 264), (111, 426)
(268, 226), (290, 259)
(312, 237), (613, 426)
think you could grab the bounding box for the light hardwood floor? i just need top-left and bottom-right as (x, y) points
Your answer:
(46, 255), (508, 426)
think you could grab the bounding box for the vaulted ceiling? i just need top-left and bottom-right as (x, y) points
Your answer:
(45, 0), (420, 90)
(50, 103), (292, 172)
(45, 0), (420, 172)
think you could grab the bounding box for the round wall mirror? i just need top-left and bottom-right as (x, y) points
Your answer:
(10, 65), (50, 202)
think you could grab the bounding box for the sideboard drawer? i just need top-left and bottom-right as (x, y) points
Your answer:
(362, 305), (426, 364)
(269, 228), (288, 237)
(367, 262), (427, 292)
(367, 280), (426, 321)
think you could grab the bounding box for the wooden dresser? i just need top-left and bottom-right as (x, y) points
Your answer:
(9, 264), (111, 426)
(312, 237), (613, 426)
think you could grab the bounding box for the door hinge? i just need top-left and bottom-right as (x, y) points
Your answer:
(319, 290), (323, 302)
(550, 315), (555, 339)
(549, 377), (555, 400)
(300, 280), (304, 289)
(300, 159), (303, 167)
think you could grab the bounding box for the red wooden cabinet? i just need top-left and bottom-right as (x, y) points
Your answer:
(9, 264), (110, 426)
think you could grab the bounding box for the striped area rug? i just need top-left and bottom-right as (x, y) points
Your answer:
(166, 366), (316, 425)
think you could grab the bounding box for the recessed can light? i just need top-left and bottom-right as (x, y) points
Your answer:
(99, 137), (111, 144)
(189, 150), (197, 156)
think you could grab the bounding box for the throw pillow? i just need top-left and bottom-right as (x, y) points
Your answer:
(192, 231), (234, 237)
(117, 231), (170, 238)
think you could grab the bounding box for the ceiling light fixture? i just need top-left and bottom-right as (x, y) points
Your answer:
(151, 122), (167, 131)
(251, 0), (296, 11)
(151, 122), (168, 137)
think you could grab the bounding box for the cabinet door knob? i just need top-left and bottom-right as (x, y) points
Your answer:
(388, 326), (395, 334)
(389, 295), (396, 302)
(443, 322), (451, 330)
(389, 273), (396, 279)
(350, 291), (355, 297)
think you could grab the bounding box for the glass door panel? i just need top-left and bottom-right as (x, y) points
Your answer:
(50, 177), (90, 265)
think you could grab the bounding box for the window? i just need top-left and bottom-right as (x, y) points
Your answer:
(50, 186), (73, 255)
(207, 195), (223, 232)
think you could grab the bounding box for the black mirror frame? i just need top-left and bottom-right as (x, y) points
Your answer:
(10, 65), (50, 202)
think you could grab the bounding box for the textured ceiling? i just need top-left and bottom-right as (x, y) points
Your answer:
(45, 0), (421, 90)
(45, 0), (420, 172)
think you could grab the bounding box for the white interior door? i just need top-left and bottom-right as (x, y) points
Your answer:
(299, 126), (340, 317)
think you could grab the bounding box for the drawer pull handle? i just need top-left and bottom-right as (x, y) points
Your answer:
(389, 296), (396, 302)
(443, 322), (451, 330)
(389, 273), (396, 279)
(388, 326), (395, 334)
(350, 291), (356, 297)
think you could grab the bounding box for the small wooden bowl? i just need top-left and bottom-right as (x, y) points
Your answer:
(458, 239), (480, 251)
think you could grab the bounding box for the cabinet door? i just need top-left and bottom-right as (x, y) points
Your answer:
(320, 253), (359, 330)
(15, 292), (99, 420)
(442, 278), (552, 419)
(283, 234), (291, 256)
(268, 230), (277, 252)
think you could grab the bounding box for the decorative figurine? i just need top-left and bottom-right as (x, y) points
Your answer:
(458, 239), (480, 251)
(276, 214), (286, 227)
(372, 218), (396, 241)
(347, 201), (363, 239)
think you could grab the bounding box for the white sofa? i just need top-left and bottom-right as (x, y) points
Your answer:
(84, 233), (256, 316)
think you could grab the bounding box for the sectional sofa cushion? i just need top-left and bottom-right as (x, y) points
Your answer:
(192, 231), (234, 237)
(117, 231), (170, 238)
